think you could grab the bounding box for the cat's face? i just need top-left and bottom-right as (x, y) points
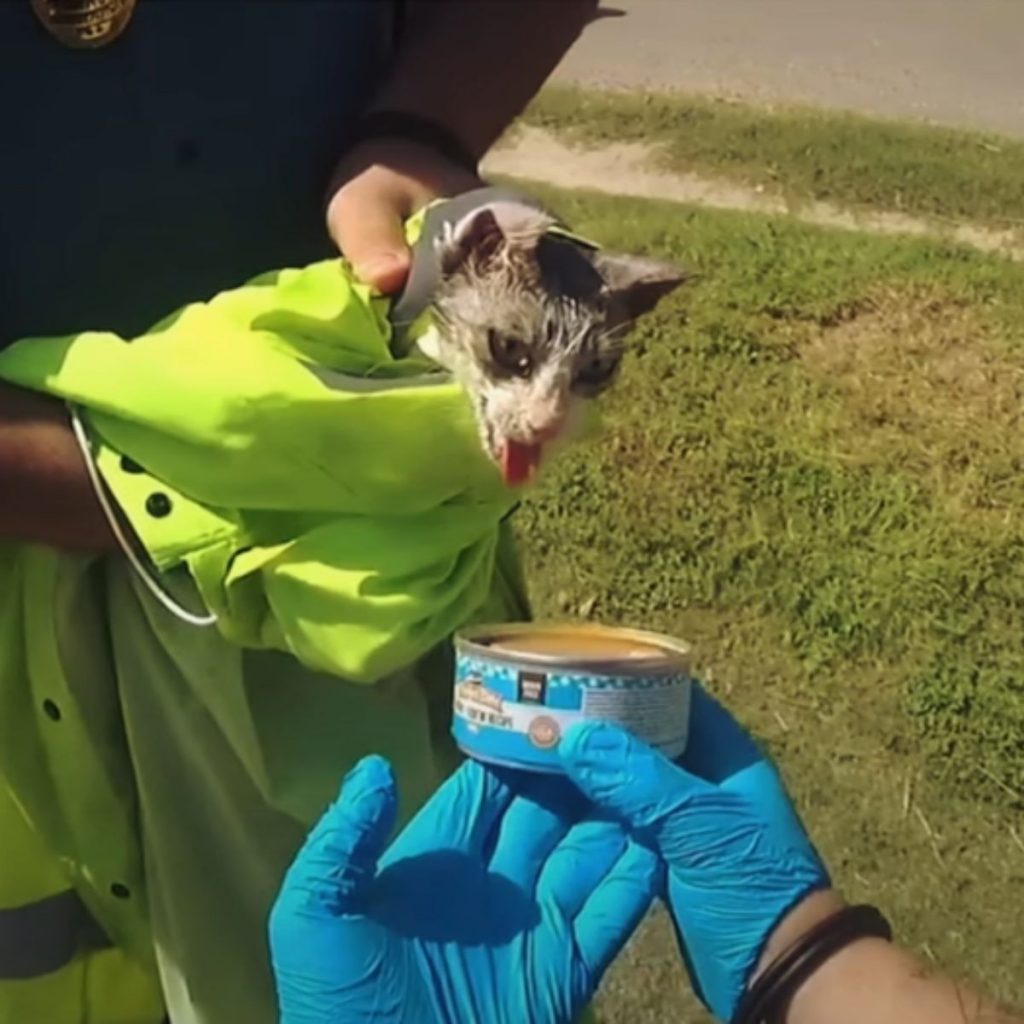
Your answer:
(424, 202), (688, 486)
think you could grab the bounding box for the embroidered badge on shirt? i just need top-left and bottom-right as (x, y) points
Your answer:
(31, 0), (137, 49)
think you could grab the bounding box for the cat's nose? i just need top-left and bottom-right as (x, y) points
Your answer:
(527, 414), (567, 444)
(520, 413), (569, 446)
(520, 393), (570, 445)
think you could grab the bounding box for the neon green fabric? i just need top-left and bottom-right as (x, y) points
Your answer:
(0, 538), (526, 1024)
(0, 548), (169, 1023)
(0, 783), (165, 1024)
(0, 222), (533, 1022)
(0, 250), (516, 684)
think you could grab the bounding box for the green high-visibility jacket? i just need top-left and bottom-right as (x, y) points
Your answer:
(0, 243), (530, 1023)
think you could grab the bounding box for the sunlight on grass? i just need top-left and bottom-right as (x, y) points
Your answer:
(522, 86), (1024, 231)
(509, 186), (1024, 1021)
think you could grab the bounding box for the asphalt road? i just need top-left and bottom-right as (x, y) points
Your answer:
(552, 0), (1024, 138)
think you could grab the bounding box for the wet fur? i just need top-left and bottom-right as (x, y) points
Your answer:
(423, 201), (687, 466)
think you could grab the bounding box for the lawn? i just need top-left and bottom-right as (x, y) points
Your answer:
(519, 86), (1024, 233)
(509, 184), (1024, 1021)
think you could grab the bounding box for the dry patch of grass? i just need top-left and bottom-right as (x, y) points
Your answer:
(801, 293), (1014, 431)
(797, 289), (1024, 519)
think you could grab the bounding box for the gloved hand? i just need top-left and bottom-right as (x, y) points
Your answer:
(269, 754), (660, 1024)
(560, 684), (831, 1022)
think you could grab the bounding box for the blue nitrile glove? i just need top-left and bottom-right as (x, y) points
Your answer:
(560, 684), (830, 1023)
(269, 754), (661, 1024)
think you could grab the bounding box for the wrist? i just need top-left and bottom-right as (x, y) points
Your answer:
(324, 133), (481, 229)
(745, 892), (894, 1024)
(753, 889), (847, 978)
(747, 897), (1016, 1024)
(781, 932), (896, 1024)
(342, 110), (480, 174)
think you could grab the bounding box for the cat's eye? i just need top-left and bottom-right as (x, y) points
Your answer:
(574, 352), (621, 392)
(488, 330), (533, 379)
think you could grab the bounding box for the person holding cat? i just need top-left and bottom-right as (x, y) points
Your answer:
(0, 3), (623, 1024)
(271, 686), (1024, 1024)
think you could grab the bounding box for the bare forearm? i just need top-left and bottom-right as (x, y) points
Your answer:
(0, 381), (114, 551)
(370, 0), (597, 158)
(787, 939), (1022, 1024)
(754, 891), (1022, 1024)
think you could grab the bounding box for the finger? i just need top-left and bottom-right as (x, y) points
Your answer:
(571, 839), (661, 980)
(486, 774), (586, 891)
(724, 758), (813, 847)
(536, 819), (629, 920)
(681, 683), (765, 784)
(327, 184), (412, 294)
(560, 721), (706, 832)
(272, 755), (397, 925)
(380, 758), (516, 867)
(683, 688), (806, 834)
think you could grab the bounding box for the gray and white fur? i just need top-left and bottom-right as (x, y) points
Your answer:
(416, 199), (688, 484)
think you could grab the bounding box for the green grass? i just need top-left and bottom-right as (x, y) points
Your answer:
(519, 86), (1024, 231)
(510, 185), (1024, 1021)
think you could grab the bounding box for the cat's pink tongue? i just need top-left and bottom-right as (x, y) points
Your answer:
(501, 440), (543, 487)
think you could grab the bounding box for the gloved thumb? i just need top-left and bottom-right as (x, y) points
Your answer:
(560, 722), (706, 835)
(273, 755), (398, 926)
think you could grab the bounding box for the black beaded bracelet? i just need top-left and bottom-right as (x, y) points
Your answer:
(339, 110), (480, 174)
(731, 904), (893, 1024)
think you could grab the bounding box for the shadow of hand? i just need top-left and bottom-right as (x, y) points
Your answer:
(371, 849), (540, 945)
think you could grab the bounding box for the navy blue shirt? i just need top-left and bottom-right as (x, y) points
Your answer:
(1, 1), (393, 341)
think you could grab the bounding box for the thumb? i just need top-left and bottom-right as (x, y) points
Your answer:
(327, 187), (412, 295)
(560, 722), (706, 834)
(273, 755), (398, 930)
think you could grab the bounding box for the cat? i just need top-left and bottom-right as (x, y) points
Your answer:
(412, 195), (688, 487)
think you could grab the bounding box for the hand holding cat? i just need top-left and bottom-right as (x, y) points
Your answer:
(327, 138), (482, 295)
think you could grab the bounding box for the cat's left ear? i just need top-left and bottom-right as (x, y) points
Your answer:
(592, 252), (691, 321)
(440, 208), (506, 277)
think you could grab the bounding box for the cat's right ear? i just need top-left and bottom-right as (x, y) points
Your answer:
(440, 208), (506, 277)
(593, 252), (691, 322)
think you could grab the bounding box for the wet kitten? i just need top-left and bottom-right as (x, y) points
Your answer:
(416, 199), (687, 486)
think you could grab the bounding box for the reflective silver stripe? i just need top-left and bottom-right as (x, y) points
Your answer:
(0, 890), (110, 980)
(305, 364), (452, 393)
(388, 185), (550, 342)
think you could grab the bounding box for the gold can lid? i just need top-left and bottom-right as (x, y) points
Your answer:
(457, 622), (690, 676)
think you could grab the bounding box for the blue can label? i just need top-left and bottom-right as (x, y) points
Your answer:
(452, 649), (691, 772)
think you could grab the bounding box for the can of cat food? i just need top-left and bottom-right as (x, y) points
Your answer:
(452, 622), (692, 773)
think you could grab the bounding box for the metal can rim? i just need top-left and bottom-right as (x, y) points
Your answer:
(456, 621), (691, 676)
